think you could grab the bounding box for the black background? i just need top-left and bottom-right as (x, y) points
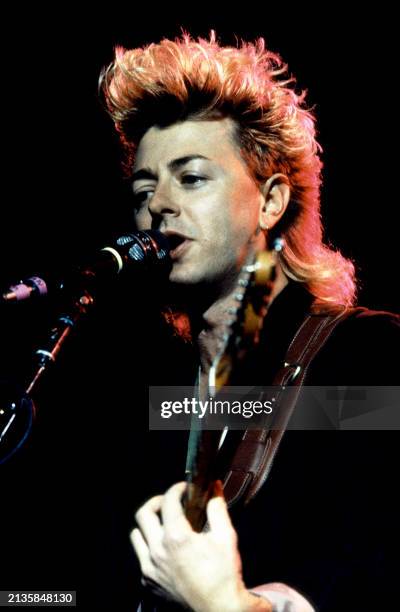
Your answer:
(0, 4), (398, 611)
(1, 6), (398, 312)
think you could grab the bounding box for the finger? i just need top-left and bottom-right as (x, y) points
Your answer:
(206, 495), (235, 540)
(135, 494), (164, 547)
(161, 482), (192, 536)
(131, 528), (153, 577)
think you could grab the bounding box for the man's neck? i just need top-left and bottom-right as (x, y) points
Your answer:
(196, 264), (288, 375)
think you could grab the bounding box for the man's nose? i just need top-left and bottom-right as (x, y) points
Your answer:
(148, 186), (180, 217)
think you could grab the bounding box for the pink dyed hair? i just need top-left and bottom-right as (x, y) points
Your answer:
(100, 32), (357, 306)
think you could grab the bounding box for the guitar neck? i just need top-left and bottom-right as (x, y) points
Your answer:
(184, 424), (223, 531)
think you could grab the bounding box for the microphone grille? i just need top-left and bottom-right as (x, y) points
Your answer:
(117, 230), (171, 268)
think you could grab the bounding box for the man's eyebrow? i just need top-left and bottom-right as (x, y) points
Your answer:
(168, 155), (209, 171)
(131, 155), (210, 183)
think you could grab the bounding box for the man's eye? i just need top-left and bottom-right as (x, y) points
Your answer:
(181, 174), (206, 186)
(132, 190), (153, 209)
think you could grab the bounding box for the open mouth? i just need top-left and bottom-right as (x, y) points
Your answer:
(165, 233), (191, 259)
(168, 234), (186, 251)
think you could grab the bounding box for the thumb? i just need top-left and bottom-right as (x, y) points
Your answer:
(206, 494), (234, 539)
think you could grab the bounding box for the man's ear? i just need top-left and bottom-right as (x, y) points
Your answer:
(259, 173), (290, 230)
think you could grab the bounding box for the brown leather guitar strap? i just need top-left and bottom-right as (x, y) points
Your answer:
(223, 305), (358, 508)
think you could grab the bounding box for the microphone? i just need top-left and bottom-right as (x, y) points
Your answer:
(0, 230), (171, 463)
(1, 229), (171, 303)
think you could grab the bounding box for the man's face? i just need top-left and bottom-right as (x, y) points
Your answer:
(132, 117), (266, 295)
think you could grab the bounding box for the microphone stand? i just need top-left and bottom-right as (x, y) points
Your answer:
(0, 270), (99, 465)
(0, 229), (171, 464)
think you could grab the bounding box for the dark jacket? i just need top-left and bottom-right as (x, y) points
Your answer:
(1, 282), (398, 611)
(228, 282), (399, 610)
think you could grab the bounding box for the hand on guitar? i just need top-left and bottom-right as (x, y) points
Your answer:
(131, 482), (272, 612)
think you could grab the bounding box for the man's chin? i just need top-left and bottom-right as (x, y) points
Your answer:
(168, 264), (203, 286)
(168, 262), (239, 299)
